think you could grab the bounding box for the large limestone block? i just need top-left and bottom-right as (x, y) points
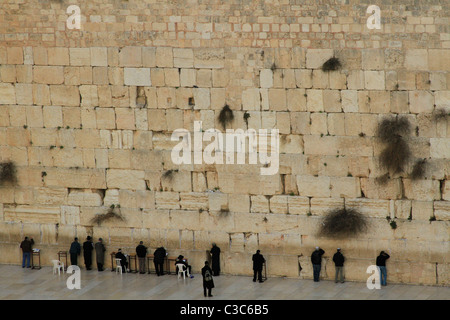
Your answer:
(44, 168), (106, 189)
(119, 46), (142, 67)
(33, 187), (67, 205)
(409, 91), (434, 114)
(250, 195), (270, 213)
(4, 204), (60, 224)
(434, 201), (450, 221)
(362, 49), (385, 70)
(173, 48), (194, 68)
(179, 192), (208, 210)
(403, 179), (441, 201)
(345, 198), (390, 219)
(364, 71), (385, 90)
(155, 192), (180, 210)
(428, 49), (450, 71)
(228, 194), (250, 213)
(0, 83), (16, 104)
(306, 49), (334, 69)
(90, 47), (108, 67)
(360, 178), (402, 200)
(297, 175), (331, 198)
(33, 66), (64, 84)
(69, 48), (91, 66)
(330, 177), (361, 198)
(50, 85), (80, 106)
(61, 206), (81, 225)
(287, 196), (309, 215)
(106, 169), (146, 190)
(260, 69), (273, 88)
(310, 197), (344, 216)
(169, 209), (201, 230)
(430, 138), (450, 158)
(269, 195), (288, 214)
(242, 88), (260, 110)
(156, 47), (173, 68)
(124, 68), (151, 86)
(404, 49), (428, 71)
(67, 189), (103, 207)
(208, 192), (228, 211)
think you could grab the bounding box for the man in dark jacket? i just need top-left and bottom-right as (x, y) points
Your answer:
(252, 250), (265, 283)
(20, 237), (34, 268)
(95, 238), (106, 271)
(83, 236), (94, 270)
(115, 249), (128, 273)
(136, 241), (147, 274)
(376, 251), (390, 286)
(153, 247), (166, 276)
(332, 248), (345, 283)
(311, 246), (325, 282)
(210, 243), (221, 276)
(69, 238), (81, 266)
(202, 261), (215, 297)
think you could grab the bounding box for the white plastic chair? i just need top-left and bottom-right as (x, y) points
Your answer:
(176, 263), (187, 279)
(115, 258), (123, 274)
(51, 260), (64, 275)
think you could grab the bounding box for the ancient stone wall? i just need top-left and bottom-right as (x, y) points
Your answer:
(0, 0), (448, 285)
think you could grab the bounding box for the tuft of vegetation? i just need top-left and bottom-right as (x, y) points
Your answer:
(219, 207), (230, 218)
(376, 116), (412, 175)
(218, 104), (234, 130)
(432, 108), (449, 121)
(410, 158), (427, 180)
(0, 161), (18, 185)
(375, 173), (390, 185)
(243, 111), (251, 126)
(389, 220), (397, 230)
(162, 169), (178, 181)
(318, 208), (368, 238)
(90, 205), (125, 226)
(429, 216), (436, 222)
(321, 57), (341, 72)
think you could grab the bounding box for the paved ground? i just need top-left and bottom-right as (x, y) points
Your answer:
(0, 265), (448, 300)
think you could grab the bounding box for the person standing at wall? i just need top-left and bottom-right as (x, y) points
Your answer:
(20, 237), (34, 268)
(69, 237), (81, 266)
(311, 246), (325, 282)
(332, 248), (345, 283)
(376, 251), (390, 286)
(210, 243), (221, 276)
(136, 241), (147, 274)
(202, 261), (215, 297)
(252, 250), (265, 283)
(153, 247), (166, 276)
(95, 238), (106, 271)
(83, 236), (94, 270)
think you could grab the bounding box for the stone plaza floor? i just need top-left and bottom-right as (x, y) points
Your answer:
(0, 264), (448, 300)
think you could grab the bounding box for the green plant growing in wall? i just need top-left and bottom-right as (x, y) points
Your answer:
(410, 158), (427, 180)
(218, 104), (234, 130)
(0, 161), (17, 186)
(321, 57), (341, 72)
(389, 220), (397, 230)
(319, 208), (368, 238)
(90, 204), (125, 226)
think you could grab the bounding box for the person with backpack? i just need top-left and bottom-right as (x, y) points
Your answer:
(311, 246), (325, 282)
(332, 248), (345, 283)
(202, 261), (215, 297)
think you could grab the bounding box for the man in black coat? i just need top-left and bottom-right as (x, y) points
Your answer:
(153, 247), (166, 276)
(210, 243), (221, 276)
(311, 246), (325, 282)
(115, 249), (128, 273)
(252, 250), (265, 283)
(136, 241), (147, 274)
(202, 261), (215, 297)
(332, 248), (345, 283)
(175, 255), (193, 278)
(83, 236), (94, 270)
(69, 238), (81, 266)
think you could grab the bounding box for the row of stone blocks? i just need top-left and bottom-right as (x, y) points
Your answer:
(2, 47), (448, 71)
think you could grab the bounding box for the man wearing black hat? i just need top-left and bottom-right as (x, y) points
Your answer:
(115, 249), (129, 273)
(83, 236), (94, 270)
(136, 241), (147, 274)
(333, 248), (345, 283)
(69, 237), (81, 266)
(153, 247), (166, 276)
(175, 255), (193, 278)
(252, 250), (265, 283)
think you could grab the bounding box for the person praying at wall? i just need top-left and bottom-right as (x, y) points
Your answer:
(210, 243), (221, 276)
